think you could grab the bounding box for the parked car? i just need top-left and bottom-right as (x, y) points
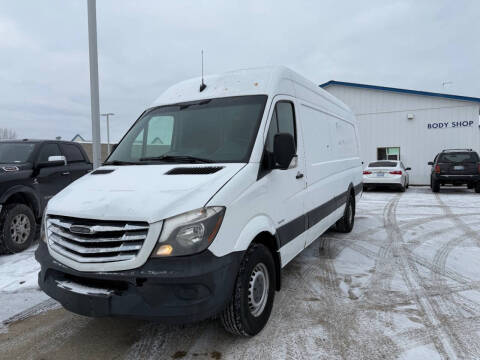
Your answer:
(363, 160), (410, 192)
(429, 149), (480, 193)
(0, 139), (92, 253)
(36, 66), (362, 336)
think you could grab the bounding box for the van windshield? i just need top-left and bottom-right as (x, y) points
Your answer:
(0, 143), (36, 163)
(107, 95), (267, 164)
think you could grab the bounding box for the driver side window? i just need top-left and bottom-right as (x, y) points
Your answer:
(265, 101), (296, 152)
(38, 143), (62, 163)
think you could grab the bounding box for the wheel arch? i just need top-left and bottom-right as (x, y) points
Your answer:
(0, 186), (42, 219)
(231, 214), (281, 291)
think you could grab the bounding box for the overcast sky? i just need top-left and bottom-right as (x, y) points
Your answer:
(1, 0), (479, 142)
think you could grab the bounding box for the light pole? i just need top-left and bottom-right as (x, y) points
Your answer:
(101, 113), (114, 154)
(87, 0), (101, 168)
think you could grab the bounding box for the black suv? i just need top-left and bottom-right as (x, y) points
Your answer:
(0, 140), (92, 253)
(429, 149), (480, 193)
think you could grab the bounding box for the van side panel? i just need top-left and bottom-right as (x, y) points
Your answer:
(294, 81), (362, 246)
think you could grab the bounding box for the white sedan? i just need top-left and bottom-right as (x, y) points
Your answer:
(363, 160), (411, 192)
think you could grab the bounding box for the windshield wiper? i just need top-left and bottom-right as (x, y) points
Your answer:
(103, 160), (141, 166)
(139, 155), (214, 163)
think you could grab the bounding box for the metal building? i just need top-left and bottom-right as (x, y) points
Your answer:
(321, 81), (480, 185)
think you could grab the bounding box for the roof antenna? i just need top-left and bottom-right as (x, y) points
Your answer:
(199, 50), (207, 92)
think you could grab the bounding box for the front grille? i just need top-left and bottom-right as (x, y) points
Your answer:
(46, 215), (149, 263)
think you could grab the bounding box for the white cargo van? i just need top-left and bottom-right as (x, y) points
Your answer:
(36, 66), (362, 336)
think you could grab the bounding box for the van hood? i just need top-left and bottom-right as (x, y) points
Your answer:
(47, 163), (245, 223)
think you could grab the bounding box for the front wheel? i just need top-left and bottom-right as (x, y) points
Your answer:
(0, 203), (36, 254)
(221, 244), (275, 336)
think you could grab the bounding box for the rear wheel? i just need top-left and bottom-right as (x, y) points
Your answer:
(467, 183), (474, 189)
(432, 179), (440, 193)
(221, 244), (275, 336)
(336, 193), (355, 233)
(0, 203), (36, 254)
(475, 183), (480, 193)
(399, 183), (406, 192)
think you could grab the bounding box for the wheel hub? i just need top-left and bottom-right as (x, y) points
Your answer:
(10, 214), (31, 245)
(248, 263), (269, 317)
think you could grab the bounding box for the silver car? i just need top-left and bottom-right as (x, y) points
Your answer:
(363, 160), (411, 192)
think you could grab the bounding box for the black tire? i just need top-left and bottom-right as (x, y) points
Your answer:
(221, 243), (275, 336)
(467, 183), (474, 189)
(0, 203), (36, 254)
(363, 185), (369, 192)
(335, 192), (355, 233)
(399, 183), (406, 192)
(432, 180), (440, 193)
(475, 183), (480, 193)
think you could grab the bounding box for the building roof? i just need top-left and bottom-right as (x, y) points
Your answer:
(320, 80), (480, 104)
(71, 134), (87, 142)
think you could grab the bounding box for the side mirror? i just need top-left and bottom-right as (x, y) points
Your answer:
(428, 161), (433, 166)
(37, 155), (67, 169)
(274, 133), (296, 170)
(406, 167), (411, 171)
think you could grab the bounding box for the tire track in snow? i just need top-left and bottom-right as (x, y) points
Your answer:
(2, 298), (59, 326)
(384, 191), (469, 359)
(428, 193), (480, 357)
(361, 195), (401, 330)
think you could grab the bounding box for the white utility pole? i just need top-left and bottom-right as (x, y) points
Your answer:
(101, 113), (114, 154)
(87, 0), (101, 168)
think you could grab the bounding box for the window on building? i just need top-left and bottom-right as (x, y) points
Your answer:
(377, 147), (400, 161)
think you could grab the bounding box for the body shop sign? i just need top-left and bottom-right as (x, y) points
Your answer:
(427, 120), (474, 129)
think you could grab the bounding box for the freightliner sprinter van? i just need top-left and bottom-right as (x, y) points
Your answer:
(36, 66), (362, 336)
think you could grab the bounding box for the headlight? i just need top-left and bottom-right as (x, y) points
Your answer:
(152, 207), (225, 257)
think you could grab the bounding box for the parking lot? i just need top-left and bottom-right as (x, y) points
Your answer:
(1, 187), (480, 359)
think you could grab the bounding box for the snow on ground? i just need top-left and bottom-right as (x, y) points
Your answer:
(0, 244), (48, 324)
(1, 186), (480, 359)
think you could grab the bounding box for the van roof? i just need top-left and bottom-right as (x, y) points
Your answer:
(150, 66), (350, 113)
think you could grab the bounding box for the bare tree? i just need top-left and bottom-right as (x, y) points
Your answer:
(0, 128), (17, 140)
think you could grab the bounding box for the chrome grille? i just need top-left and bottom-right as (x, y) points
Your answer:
(46, 216), (149, 263)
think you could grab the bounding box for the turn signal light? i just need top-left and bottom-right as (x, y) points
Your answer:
(363, 171), (372, 175)
(435, 165), (441, 174)
(389, 170), (402, 175)
(155, 244), (173, 256)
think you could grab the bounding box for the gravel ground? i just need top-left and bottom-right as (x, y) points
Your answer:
(1, 186), (480, 359)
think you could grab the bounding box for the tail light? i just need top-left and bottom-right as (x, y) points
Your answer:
(389, 170), (402, 175)
(435, 165), (441, 174)
(363, 170), (372, 175)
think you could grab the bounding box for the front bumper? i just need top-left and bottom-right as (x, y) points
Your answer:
(35, 242), (243, 323)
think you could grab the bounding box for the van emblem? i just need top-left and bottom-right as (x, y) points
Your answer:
(69, 225), (92, 234)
